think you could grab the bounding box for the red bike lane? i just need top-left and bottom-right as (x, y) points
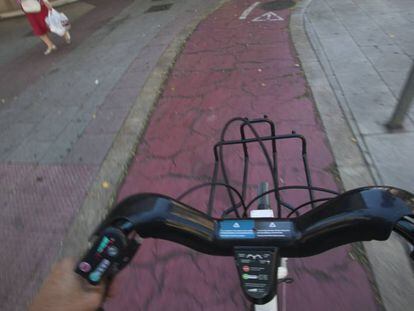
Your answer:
(105, 1), (381, 310)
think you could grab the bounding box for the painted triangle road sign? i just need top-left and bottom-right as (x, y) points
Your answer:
(252, 11), (284, 22)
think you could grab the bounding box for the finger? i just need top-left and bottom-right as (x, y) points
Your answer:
(79, 276), (105, 294)
(105, 279), (118, 298)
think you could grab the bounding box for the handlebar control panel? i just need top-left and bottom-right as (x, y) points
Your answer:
(234, 247), (279, 304)
(75, 226), (132, 285)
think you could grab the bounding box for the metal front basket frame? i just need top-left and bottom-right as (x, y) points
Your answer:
(177, 117), (340, 219)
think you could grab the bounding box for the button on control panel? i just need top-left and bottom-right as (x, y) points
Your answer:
(75, 227), (127, 285)
(234, 247), (279, 304)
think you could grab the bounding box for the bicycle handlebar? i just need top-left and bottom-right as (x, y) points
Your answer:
(75, 185), (414, 302)
(94, 186), (414, 258)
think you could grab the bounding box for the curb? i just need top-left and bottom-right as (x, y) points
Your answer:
(0, 0), (78, 19)
(59, 0), (229, 259)
(290, 1), (414, 310)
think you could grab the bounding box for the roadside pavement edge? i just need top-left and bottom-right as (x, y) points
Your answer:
(58, 0), (229, 260)
(290, 1), (414, 310)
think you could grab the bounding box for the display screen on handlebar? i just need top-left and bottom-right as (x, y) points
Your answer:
(219, 219), (294, 239)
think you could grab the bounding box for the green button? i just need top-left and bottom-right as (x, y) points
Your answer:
(97, 236), (110, 253)
(89, 271), (101, 282)
(242, 274), (249, 280)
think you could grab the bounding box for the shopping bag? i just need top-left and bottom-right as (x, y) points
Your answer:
(45, 9), (70, 36)
(60, 11), (71, 30)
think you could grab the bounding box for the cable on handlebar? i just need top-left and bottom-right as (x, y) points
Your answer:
(286, 198), (333, 218)
(177, 181), (247, 218)
(245, 186), (339, 217)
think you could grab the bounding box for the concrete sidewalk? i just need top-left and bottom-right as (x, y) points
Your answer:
(291, 0), (414, 310)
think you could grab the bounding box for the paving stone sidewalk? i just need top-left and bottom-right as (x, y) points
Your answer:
(300, 0), (414, 310)
(306, 0), (414, 190)
(0, 0), (221, 309)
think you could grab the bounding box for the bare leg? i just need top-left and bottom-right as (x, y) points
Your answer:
(63, 31), (71, 44)
(39, 34), (57, 55)
(39, 34), (55, 49)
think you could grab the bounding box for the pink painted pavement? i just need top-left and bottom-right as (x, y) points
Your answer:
(0, 163), (97, 310)
(105, 1), (381, 310)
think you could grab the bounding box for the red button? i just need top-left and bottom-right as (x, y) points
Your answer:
(242, 265), (250, 272)
(79, 262), (91, 273)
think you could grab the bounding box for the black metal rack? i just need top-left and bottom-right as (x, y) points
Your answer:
(178, 117), (339, 219)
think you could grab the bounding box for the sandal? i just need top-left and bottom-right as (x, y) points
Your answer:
(44, 45), (57, 55)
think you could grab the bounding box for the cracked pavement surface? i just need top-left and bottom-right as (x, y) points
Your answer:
(108, 1), (381, 310)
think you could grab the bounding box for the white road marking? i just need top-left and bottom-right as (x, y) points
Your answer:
(239, 1), (261, 20)
(252, 11), (284, 22)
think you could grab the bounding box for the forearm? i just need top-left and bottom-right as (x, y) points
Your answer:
(29, 258), (105, 311)
(42, 0), (53, 10)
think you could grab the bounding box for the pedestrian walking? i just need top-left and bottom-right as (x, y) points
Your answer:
(18, 0), (71, 55)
